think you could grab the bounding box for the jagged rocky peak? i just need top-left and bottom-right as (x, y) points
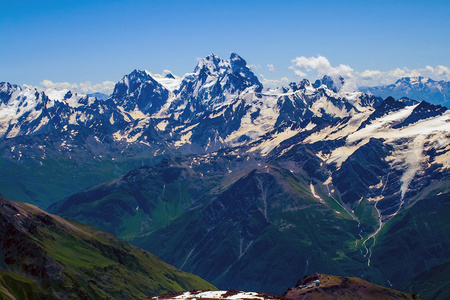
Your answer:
(164, 72), (175, 79)
(364, 96), (407, 119)
(0, 82), (40, 105)
(313, 75), (344, 92)
(0, 82), (20, 103)
(111, 69), (169, 114)
(63, 90), (73, 100)
(112, 69), (158, 98)
(229, 52), (262, 89)
(392, 100), (449, 129)
(166, 53), (264, 121)
(286, 79), (312, 92)
(0, 83), (43, 112)
(0, 81), (20, 94)
(190, 52), (263, 93)
(194, 53), (222, 73)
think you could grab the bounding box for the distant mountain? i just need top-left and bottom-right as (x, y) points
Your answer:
(0, 195), (215, 299)
(0, 82), (127, 139)
(313, 75), (344, 93)
(361, 77), (450, 107)
(87, 92), (110, 100)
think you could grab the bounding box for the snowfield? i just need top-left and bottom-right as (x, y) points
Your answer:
(147, 290), (283, 300)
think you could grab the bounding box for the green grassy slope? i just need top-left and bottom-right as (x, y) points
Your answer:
(132, 168), (379, 294)
(407, 259), (450, 300)
(49, 159), (211, 240)
(371, 190), (450, 299)
(0, 195), (216, 299)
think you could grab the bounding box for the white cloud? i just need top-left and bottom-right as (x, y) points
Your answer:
(289, 55), (450, 90)
(39, 80), (116, 95)
(289, 55), (357, 92)
(248, 64), (261, 71)
(149, 70), (181, 79)
(359, 65), (450, 86)
(267, 64), (275, 72)
(22, 84), (38, 90)
(259, 74), (290, 88)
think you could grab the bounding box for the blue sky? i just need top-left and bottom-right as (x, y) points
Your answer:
(1, 0), (449, 93)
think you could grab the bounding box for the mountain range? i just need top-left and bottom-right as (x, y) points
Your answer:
(361, 76), (450, 107)
(1, 53), (449, 298)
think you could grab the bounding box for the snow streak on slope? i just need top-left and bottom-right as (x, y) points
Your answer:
(308, 104), (450, 201)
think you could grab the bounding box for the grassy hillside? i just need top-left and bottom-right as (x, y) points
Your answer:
(0, 195), (216, 299)
(370, 189), (450, 299)
(407, 260), (450, 300)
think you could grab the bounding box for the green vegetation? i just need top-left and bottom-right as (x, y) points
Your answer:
(0, 196), (216, 299)
(408, 260), (450, 300)
(0, 272), (44, 300)
(353, 197), (379, 230)
(129, 169), (374, 294)
(49, 163), (200, 241)
(30, 153), (450, 297)
(370, 190), (450, 299)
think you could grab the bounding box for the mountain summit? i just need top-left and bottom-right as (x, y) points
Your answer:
(111, 69), (170, 114)
(191, 52), (262, 94)
(166, 53), (263, 121)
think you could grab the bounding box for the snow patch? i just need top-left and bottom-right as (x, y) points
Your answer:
(150, 290), (277, 299)
(369, 180), (384, 189)
(153, 76), (182, 92)
(174, 131), (193, 147)
(310, 182), (324, 203)
(156, 120), (169, 131)
(249, 127), (300, 155)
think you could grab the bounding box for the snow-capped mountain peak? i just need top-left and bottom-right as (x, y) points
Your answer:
(44, 88), (96, 108)
(111, 69), (170, 114)
(160, 53), (263, 122)
(313, 75), (344, 93)
(395, 76), (433, 87)
(112, 69), (158, 98)
(190, 52), (262, 93)
(193, 53), (222, 74)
